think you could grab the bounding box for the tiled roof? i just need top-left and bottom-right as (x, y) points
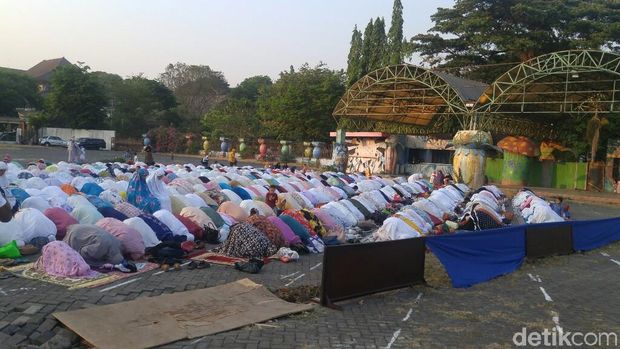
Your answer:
(25, 57), (72, 81)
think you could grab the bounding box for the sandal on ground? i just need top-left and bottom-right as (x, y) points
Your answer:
(234, 258), (264, 274)
(196, 261), (210, 269)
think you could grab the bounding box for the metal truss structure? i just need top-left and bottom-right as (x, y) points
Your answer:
(333, 50), (620, 140)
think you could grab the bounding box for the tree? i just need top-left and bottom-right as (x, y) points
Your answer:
(387, 0), (404, 65)
(109, 76), (178, 137)
(230, 75), (272, 101)
(203, 98), (259, 140)
(346, 26), (364, 86)
(0, 69), (41, 116)
(158, 63), (229, 128)
(257, 64), (345, 142)
(359, 19), (375, 76)
(411, 0), (620, 82)
(44, 64), (108, 129)
(370, 18), (388, 68)
(203, 76), (272, 140)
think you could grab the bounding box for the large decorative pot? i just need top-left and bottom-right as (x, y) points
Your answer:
(497, 136), (538, 186)
(220, 137), (230, 156)
(501, 152), (531, 186)
(303, 142), (313, 158)
(202, 136), (209, 153)
(312, 141), (323, 159)
(333, 142), (349, 173)
(452, 130), (493, 189)
(238, 138), (246, 153)
(280, 140), (291, 155)
(258, 138), (267, 160)
(142, 134), (151, 146)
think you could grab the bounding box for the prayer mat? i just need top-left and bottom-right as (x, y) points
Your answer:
(191, 252), (272, 266)
(54, 278), (313, 349)
(191, 252), (247, 266)
(7, 262), (158, 290)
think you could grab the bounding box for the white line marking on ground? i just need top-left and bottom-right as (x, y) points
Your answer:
(190, 336), (205, 344)
(610, 259), (620, 267)
(402, 308), (413, 322)
(385, 329), (401, 349)
(527, 273), (537, 282)
(180, 261), (191, 267)
(153, 270), (165, 276)
(280, 271), (300, 279)
(536, 275), (542, 283)
(284, 273), (306, 287)
(539, 287), (553, 302)
(310, 262), (322, 270)
(99, 277), (141, 292)
(414, 292), (423, 302)
(601, 252), (610, 257)
(551, 311), (564, 336)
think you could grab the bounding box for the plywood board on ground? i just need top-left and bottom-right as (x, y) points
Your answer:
(53, 278), (313, 349)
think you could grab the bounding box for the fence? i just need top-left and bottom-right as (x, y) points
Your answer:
(485, 158), (588, 190)
(320, 217), (620, 305)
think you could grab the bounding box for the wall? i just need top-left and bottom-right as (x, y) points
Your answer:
(39, 128), (115, 150)
(346, 137), (387, 174)
(404, 163), (453, 178)
(485, 158), (588, 190)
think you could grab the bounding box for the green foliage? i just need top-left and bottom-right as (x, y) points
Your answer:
(230, 75), (272, 101)
(387, 0), (404, 65)
(369, 18), (387, 69)
(203, 98), (260, 140)
(26, 112), (48, 130)
(91, 71), (123, 102)
(411, 0), (620, 82)
(108, 76), (178, 137)
(159, 62), (229, 130)
(202, 75), (272, 140)
(257, 63), (345, 142)
(346, 26), (364, 86)
(346, 0), (409, 85)
(0, 69), (41, 116)
(359, 19), (375, 76)
(44, 64), (108, 129)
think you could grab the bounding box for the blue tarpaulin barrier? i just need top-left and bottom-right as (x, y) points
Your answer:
(426, 226), (526, 288)
(572, 217), (620, 251)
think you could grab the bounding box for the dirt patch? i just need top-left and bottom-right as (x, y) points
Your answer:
(424, 252), (452, 288)
(275, 285), (320, 303)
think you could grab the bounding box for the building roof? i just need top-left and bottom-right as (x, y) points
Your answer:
(433, 71), (488, 102)
(26, 57), (71, 82)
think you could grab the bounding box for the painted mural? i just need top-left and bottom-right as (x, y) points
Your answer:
(345, 138), (387, 174)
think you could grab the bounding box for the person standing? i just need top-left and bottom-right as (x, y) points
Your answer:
(0, 162), (16, 213)
(228, 148), (237, 166)
(67, 138), (75, 163)
(144, 144), (154, 166)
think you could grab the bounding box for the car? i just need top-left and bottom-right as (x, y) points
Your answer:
(39, 135), (67, 147)
(0, 132), (16, 142)
(76, 137), (106, 150)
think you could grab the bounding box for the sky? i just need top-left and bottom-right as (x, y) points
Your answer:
(0, 0), (454, 86)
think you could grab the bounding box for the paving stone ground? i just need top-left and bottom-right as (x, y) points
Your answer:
(0, 203), (619, 348)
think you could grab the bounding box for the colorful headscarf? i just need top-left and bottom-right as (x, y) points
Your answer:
(127, 168), (160, 214)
